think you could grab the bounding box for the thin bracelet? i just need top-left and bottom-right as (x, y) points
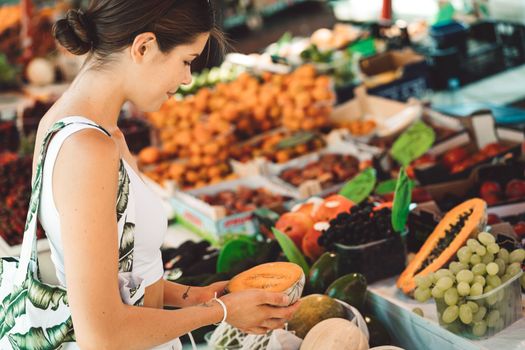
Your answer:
(212, 292), (227, 325)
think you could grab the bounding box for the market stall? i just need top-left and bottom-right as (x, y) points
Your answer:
(1, 1), (525, 349)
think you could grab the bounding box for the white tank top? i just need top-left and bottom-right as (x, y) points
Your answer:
(39, 116), (182, 350)
(39, 116), (166, 288)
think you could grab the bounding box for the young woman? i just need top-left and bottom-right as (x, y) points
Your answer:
(32, 1), (299, 349)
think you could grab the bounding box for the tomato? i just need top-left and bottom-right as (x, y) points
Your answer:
(480, 181), (502, 199)
(482, 143), (507, 157)
(514, 222), (525, 238)
(487, 214), (502, 225)
(442, 147), (469, 169)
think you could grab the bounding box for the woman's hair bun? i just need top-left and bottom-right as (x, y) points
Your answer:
(53, 9), (94, 55)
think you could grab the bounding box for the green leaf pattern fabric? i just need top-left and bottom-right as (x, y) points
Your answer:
(0, 120), (142, 349)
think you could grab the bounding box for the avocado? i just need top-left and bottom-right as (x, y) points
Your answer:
(325, 273), (368, 311)
(364, 314), (392, 347)
(308, 252), (339, 294)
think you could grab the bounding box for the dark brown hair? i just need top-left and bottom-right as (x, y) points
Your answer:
(53, 0), (224, 60)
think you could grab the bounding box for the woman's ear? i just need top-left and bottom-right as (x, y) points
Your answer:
(130, 32), (158, 63)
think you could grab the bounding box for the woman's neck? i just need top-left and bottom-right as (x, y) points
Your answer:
(58, 65), (127, 132)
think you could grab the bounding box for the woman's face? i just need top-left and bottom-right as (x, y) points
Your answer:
(127, 32), (210, 112)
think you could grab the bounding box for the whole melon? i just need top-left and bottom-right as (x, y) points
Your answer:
(300, 318), (369, 350)
(288, 294), (346, 339)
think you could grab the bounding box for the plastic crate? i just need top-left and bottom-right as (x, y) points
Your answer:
(495, 22), (525, 67)
(435, 271), (523, 339)
(335, 233), (407, 284)
(367, 74), (429, 102)
(430, 21), (469, 53)
(462, 41), (506, 84)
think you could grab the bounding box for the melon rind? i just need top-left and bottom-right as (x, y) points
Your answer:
(284, 271), (305, 305)
(227, 262), (305, 305)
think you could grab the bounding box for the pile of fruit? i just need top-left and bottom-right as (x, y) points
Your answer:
(143, 66), (335, 189)
(0, 120), (19, 152)
(210, 261), (375, 350)
(413, 232), (525, 338)
(337, 120), (377, 137)
(441, 143), (510, 174)
(117, 117), (151, 154)
(318, 201), (395, 250)
(21, 99), (54, 134)
(177, 62), (244, 97)
(279, 153), (360, 188)
(230, 130), (326, 164)
(479, 179), (525, 206)
(198, 187), (292, 215)
(0, 153), (44, 246)
(275, 194), (354, 261)
(141, 158), (236, 190)
(147, 66), (334, 145)
(139, 120), (237, 189)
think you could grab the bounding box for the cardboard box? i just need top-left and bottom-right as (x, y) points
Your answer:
(230, 127), (327, 178)
(359, 49), (429, 102)
(263, 139), (374, 199)
(415, 111), (524, 185)
(330, 86), (423, 140)
(422, 161), (525, 215)
(170, 176), (298, 244)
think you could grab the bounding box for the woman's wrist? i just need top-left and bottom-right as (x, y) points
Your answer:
(197, 298), (225, 325)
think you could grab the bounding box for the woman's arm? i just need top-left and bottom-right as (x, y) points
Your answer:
(54, 131), (223, 349)
(54, 131), (297, 350)
(163, 280), (228, 307)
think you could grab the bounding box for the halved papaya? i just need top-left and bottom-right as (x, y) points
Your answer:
(397, 198), (487, 294)
(227, 262), (305, 304)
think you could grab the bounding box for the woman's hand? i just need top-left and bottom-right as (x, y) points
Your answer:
(219, 290), (301, 335)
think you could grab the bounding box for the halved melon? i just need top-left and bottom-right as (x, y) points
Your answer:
(397, 198), (487, 294)
(227, 262), (305, 305)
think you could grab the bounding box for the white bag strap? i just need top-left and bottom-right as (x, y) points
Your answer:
(14, 118), (111, 286)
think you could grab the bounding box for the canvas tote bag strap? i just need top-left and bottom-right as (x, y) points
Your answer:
(14, 119), (110, 286)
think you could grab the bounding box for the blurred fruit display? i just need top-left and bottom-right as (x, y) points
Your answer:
(0, 152), (44, 246)
(0, 120), (20, 152)
(144, 66), (334, 189)
(198, 186), (291, 216)
(279, 153), (360, 188)
(441, 143), (510, 175)
(0, 5), (56, 67)
(230, 130), (326, 164)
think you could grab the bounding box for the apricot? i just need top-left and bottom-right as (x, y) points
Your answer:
(302, 224), (326, 261)
(276, 150), (291, 163)
(314, 194), (354, 223)
(275, 212), (315, 249)
(138, 147), (161, 165)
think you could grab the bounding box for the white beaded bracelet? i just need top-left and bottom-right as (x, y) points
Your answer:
(212, 292), (228, 325)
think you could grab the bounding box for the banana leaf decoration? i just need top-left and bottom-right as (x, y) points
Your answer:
(8, 317), (75, 350)
(116, 161), (130, 222)
(118, 222), (135, 273)
(0, 121), (145, 349)
(27, 278), (68, 311)
(23, 122), (65, 232)
(44, 317), (75, 346)
(8, 327), (52, 350)
(24, 168), (41, 232)
(0, 286), (28, 339)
